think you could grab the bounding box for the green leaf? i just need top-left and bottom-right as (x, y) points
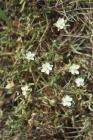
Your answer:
(0, 8), (8, 22)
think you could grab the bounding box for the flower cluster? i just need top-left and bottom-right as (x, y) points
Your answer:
(62, 64), (85, 107)
(25, 51), (53, 75)
(69, 64), (84, 87)
(22, 20), (85, 108)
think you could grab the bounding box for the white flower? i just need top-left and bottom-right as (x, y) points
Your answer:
(75, 77), (84, 87)
(62, 95), (73, 107)
(54, 18), (66, 31)
(25, 51), (35, 61)
(21, 85), (29, 96)
(69, 64), (80, 75)
(41, 62), (53, 75)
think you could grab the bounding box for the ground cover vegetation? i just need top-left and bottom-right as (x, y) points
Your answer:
(0, 0), (93, 139)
